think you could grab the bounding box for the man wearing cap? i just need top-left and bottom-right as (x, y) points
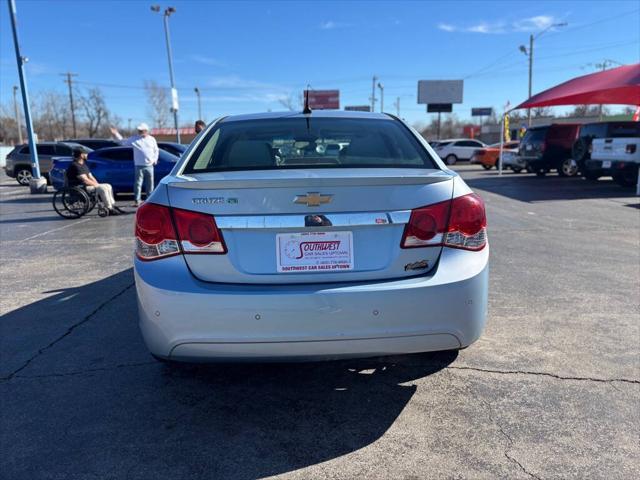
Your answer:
(110, 123), (159, 207)
(66, 148), (124, 216)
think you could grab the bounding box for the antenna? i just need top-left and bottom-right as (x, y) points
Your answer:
(303, 84), (312, 114)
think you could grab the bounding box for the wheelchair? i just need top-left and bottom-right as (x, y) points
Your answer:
(52, 185), (109, 219)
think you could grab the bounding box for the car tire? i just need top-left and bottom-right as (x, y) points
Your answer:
(512, 167), (522, 173)
(15, 167), (32, 186)
(481, 164), (492, 170)
(558, 158), (579, 177)
(445, 154), (457, 166)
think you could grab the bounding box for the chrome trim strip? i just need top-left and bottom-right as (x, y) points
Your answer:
(216, 210), (411, 229)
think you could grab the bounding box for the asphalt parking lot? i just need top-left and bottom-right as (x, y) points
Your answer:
(1, 166), (638, 480)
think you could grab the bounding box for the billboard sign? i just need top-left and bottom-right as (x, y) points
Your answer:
(471, 107), (493, 117)
(344, 105), (371, 112)
(305, 90), (340, 110)
(417, 80), (463, 104)
(427, 103), (453, 113)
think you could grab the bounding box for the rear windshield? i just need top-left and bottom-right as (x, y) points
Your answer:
(522, 128), (548, 143)
(608, 123), (640, 138)
(183, 117), (437, 173)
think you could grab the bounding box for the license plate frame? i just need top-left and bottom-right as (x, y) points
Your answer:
(602, 160), (612, 168)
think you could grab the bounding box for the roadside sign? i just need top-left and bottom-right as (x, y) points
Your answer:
(344, 105), (371, 112)
(418, 80), (463, 104)
(471, 107), (493, 117)
(427, 103), (452, 113)
(305, 90), (340, 109)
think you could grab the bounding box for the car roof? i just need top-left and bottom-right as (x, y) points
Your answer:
(219, 110), (392, 123)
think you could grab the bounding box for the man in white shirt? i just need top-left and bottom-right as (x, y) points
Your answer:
(110, 123), (159, 207)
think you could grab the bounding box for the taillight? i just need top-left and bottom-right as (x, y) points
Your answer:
(626, 144), (637, 154)
(401, 193), (487, 251)
(135, 203), (180, 260)
(135, 203), (226, 260)
(172, 207), (226, 254)
(401, 200), (450, 248)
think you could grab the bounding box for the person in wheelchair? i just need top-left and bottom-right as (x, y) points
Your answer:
(66, 148), (124, 216)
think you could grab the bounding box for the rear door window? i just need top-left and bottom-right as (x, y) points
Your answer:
(184, 117), (437, 173)
(36, 145), (56, 155)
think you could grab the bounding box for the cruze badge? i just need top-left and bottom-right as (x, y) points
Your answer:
(294, 192), (333, 207)
(192, 197), (238, 205)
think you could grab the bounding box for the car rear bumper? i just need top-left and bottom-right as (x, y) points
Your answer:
(135, 246), (489, 361)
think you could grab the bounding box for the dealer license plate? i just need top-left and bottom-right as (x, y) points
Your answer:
(276, 231), (354, 273)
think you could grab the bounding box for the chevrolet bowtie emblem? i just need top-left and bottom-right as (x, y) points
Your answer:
(294, 192), (333, 207)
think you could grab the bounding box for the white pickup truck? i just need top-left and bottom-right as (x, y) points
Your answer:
(586, 130), (640, 187)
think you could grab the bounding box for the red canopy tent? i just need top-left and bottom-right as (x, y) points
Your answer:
(514, 63), (640, 109)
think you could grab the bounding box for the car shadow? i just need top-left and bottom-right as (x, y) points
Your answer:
(2, 269), (458, 479)
(465, 170), (636, 203)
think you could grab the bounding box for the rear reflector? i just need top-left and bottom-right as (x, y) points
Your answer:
(135, 203), (226, 260)
(401, 193), (487, 251)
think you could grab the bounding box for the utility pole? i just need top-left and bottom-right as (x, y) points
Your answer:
(152, 5), (180, 143)
(8, 0), (44, 193)
(194, 86), (202, 120)
(12, 85), (23, 144)
(520, 22), (568, 126)
(377, 82), (384, 113)
(370, 75), (377, 112)
(593, 59), (622, 121)
(61, 72), (78, 137)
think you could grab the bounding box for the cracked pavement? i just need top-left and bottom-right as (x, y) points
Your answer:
(1, 168), (638, 479)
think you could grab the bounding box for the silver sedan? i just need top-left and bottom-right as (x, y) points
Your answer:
(134, 111), (489, 362)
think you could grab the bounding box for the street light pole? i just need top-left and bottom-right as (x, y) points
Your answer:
(194, 86), (202, 120)
(12, 85), (23, 144)
(370, 75), (377, 112)
(8, 0), (44, 193)
(152, 5), (180, 143)
(520, 22), (567, 126)
(377, 82), (384, 113)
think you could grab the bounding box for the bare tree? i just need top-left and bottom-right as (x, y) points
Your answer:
(80, 88), (110, 137)
(0, 103), (19, 144)
(32, 91), (71, 140)
(532, 106), (552, 118)
(144, 80), (170, 128)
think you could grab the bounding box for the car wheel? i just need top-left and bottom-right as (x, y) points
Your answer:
(15, 167), (32, 186)
(445, 154), (457, 165)
(512, 167), (522, 173)
(558, 158), (579, 177)
(481, 164), (492, 170)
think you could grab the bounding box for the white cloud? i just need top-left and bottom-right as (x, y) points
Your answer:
(438, 23), (456, 32)
(319, 20), (351, 30)
(513, 15), (555, 32)
(438, 15), (561, 34)
(189, 54), (226, 67)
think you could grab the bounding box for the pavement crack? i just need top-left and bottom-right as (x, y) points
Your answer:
(477, 394), (542, 480)
(448, 365), (639, 385)
(1, 282), (135, 381)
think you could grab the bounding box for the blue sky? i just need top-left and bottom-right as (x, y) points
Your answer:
(1, 0), (639, 129)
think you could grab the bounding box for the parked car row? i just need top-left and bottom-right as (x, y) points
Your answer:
(4, 138), (187, 186)
(463, 121), (640, 188)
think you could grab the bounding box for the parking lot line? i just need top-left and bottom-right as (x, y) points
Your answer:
(18, 217), (92, 243)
